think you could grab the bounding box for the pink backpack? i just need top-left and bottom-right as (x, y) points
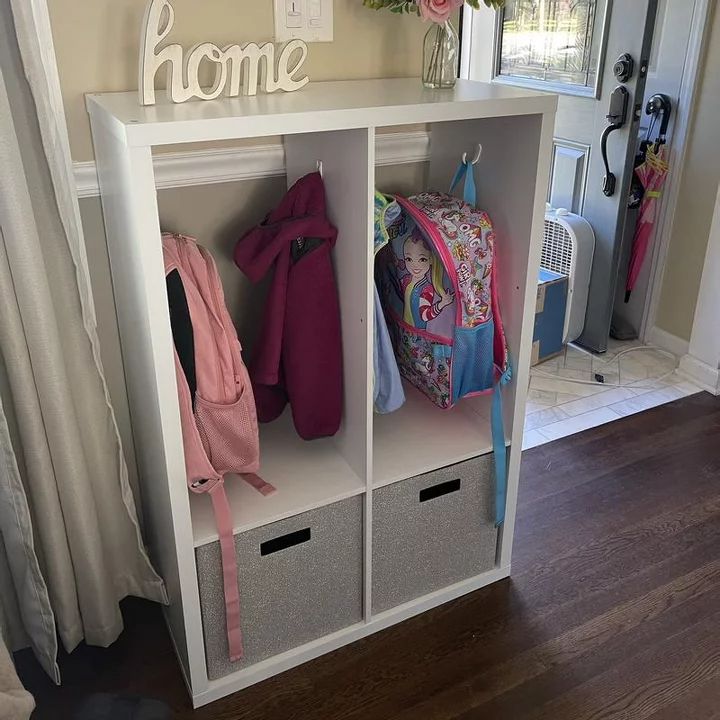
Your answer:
(163, 233), (274, 662)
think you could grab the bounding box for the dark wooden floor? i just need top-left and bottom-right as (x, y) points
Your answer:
(17, 392), (720, 719)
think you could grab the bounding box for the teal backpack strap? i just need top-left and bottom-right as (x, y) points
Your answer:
(450, 158), (509, 526)
(449, 160), (477, 206)
(491, 364), (512, 526)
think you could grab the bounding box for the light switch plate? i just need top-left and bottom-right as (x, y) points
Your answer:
(274, 0), (333, 42)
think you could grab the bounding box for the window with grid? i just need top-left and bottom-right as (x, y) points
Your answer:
(497, 0), (607, 94)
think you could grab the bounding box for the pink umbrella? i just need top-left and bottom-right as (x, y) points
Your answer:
(625, 143), (670, 301)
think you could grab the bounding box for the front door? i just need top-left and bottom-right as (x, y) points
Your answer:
(464, 0), (659, 352)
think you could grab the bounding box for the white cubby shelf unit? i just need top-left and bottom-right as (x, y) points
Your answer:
(87, 78), (555, 707)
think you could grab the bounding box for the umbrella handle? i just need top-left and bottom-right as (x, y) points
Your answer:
(646, 93), (672, 150)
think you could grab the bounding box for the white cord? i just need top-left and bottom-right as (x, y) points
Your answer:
(531, 344), (679, 389)
(568, 342), (677, 365)
(531, 368), (677, 389)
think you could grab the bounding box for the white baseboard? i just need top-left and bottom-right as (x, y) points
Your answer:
(678, 354), (720, 395)
(74, 130), (430, 199)
(646, 326), (690, 358)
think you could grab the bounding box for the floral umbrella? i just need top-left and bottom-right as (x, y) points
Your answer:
(625, 143), (670, 301)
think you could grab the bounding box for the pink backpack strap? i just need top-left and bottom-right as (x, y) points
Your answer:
(490, 233), (510, 378)
(171, 355), (241, 661)
(205, 470), (276, 661)
(207, 480), (243, 661)
(174, 351), (245, 660)
(242, 473), (276, 496)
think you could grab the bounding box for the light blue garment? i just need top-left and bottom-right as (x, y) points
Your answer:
(373, 193), (405, 414)
(373, 285), (405, 413)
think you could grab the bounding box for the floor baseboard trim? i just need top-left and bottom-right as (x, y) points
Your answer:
(74, 130), (431, 199)
(646, 326), (689, 358)
(678, 354), (720, 395)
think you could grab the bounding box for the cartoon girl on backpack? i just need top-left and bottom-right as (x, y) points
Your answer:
(399, 231), (454, 330)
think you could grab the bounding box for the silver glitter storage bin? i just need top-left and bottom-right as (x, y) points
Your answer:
(372, 455), (498, 614)
(196, 496), (364, 680)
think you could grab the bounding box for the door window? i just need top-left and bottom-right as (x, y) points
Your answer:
(496, 0), (609, 96)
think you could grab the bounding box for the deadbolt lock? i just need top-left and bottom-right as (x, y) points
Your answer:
(613, 53), (635, 83)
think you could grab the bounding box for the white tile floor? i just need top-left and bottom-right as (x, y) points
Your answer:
(523, 339), (702, 450)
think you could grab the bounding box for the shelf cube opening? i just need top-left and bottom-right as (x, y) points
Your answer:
(168, 129), (372, 545)
(370, 115), (544, 487)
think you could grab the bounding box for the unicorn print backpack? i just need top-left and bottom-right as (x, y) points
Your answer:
(376, 162), (511, 524)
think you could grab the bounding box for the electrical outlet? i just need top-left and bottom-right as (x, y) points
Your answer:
(274, 0), (333, 43)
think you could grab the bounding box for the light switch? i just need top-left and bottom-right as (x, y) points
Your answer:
(274, 0), (333, 42)
(286, 0), (302, 29)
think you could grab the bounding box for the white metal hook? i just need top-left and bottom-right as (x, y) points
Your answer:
(462, 144), (483, 166)
(316, 160), (323, 177)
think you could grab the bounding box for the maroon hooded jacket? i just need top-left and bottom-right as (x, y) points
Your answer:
(234, 172), (342, 440)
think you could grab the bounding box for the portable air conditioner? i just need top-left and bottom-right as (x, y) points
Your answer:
(541, 207), (595, 344)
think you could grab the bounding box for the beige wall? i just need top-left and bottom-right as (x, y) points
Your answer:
(655, 3), (720, 341)
(48, 0), (429, 162)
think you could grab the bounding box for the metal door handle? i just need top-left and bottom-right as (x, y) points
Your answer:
(601, 124), (621, 196)
(602, 86), (630, 197)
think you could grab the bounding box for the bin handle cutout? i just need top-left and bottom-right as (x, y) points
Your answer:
(419, 478), (461, 503)
(260, 528), (311, 556)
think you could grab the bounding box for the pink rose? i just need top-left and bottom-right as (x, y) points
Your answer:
(418, 0), (463, 24)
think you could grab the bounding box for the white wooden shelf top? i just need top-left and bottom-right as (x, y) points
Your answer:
(86, 78), (557, 147)
(190, 408), (365, 547)
(373, 383), (499, 488)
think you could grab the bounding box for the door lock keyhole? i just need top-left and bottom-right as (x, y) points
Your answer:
(613, 53), (635, 83)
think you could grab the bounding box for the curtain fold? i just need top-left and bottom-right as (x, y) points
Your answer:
(0, 630), (34, 720)
(0, 386), (58, 682)
(0, 0), (167, 679)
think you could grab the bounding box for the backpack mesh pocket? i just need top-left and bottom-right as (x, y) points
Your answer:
(194, 387), (259, 476)
(451, 321), (495, 404)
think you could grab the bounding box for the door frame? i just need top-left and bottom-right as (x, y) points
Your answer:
(640, 0), (713, 345)
(460, 0), (714, 350)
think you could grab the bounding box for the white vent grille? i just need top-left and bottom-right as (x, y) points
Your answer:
(542, 219), (574, 277)
(540, 211), (595, 344)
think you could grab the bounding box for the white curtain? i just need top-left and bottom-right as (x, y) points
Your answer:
(0, 0), (167, 683)
(0, 394), (39, 720)
(0, 630), (34, 720)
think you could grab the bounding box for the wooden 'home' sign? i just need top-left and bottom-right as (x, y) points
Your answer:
(139, 0), (309, 106)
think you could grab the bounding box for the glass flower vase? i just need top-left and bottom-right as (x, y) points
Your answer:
(422, 20), (459, 89)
